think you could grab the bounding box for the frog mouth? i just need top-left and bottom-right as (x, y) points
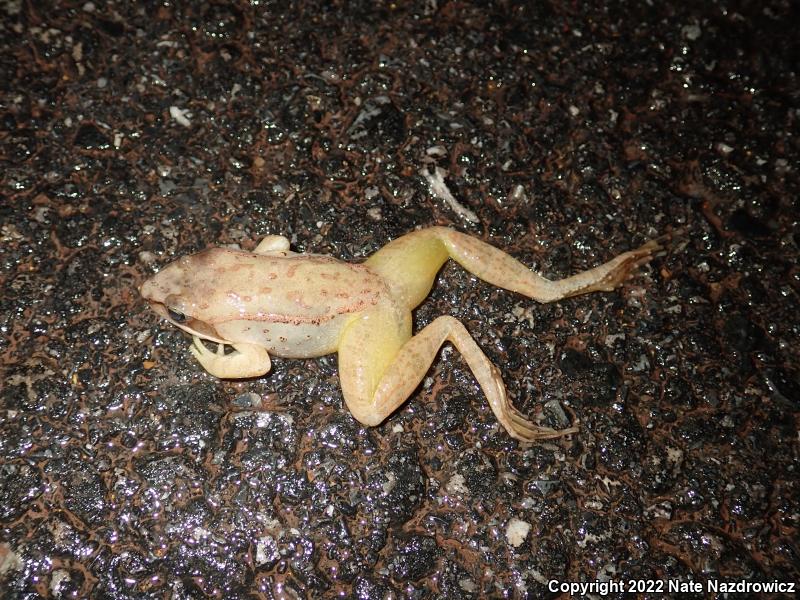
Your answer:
(147, 301), (227, 344)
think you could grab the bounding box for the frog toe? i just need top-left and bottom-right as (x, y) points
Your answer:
(189, 337), (272, 379)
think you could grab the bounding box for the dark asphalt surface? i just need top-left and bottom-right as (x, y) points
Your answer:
(1, 2), (798, 598)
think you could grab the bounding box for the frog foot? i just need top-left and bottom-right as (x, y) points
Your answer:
(488, 363), (579, 441)
(594, 238), (663, 292)
(189, 336), (272, 379)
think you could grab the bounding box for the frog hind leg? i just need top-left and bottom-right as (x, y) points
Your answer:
(365, 226), (661, 306)
(337, 308), (576, 441)
(190, 336), (272, 378)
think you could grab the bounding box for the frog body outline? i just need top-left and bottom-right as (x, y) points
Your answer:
(140, 227), (660, 441)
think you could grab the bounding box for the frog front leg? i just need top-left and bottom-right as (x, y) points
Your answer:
(189, 336), (272, 378)
(337, 307), (577, 441)
(254, 235), (291, 255)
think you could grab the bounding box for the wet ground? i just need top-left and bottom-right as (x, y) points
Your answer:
(1, 1), (798, 598)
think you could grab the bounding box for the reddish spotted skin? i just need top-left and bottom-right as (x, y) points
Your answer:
(139, 248), (390, 357)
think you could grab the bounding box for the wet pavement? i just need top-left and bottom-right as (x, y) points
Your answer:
(1, 1), (798, 598)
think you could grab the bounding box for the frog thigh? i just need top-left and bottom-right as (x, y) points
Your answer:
(336, 306), (410, 422)
(254, 235), (291, 255)
(190, 336), (272, 378)
(337, 310), (577, 441)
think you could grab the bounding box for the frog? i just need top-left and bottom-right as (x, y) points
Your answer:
(139, 226), (661, 441)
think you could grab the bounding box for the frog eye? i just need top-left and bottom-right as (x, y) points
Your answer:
(167, 307), (187, 323)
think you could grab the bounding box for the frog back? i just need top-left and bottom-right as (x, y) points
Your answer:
(180, 248), (386, 325)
